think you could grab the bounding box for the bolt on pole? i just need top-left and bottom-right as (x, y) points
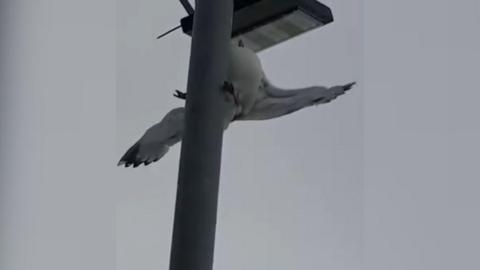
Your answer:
(169, 1), (234, 270)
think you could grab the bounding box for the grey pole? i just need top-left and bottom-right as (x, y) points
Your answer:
(169, 1), (234, 270)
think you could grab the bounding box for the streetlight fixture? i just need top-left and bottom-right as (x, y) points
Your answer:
(180, 0), (334, 52)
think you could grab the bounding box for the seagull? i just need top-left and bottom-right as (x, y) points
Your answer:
(118, 41), (356, 167)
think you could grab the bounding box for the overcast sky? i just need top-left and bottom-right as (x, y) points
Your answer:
(1, 0), (479, 270)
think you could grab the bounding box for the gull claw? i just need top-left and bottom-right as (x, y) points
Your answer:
(222, 81), (235, 94)
(222, 81), (239, 105)
(173, 90), (187, 100)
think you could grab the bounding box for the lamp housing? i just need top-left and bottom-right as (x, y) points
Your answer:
(180, 0), (334, 52)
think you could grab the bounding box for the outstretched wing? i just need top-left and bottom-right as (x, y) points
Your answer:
(118, 107), (185, 167)
(237, 80), (355, 121)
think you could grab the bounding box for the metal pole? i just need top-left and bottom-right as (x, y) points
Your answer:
(169, 1), (233, 270)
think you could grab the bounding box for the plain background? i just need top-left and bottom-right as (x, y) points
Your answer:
(1, 0), (479, 270)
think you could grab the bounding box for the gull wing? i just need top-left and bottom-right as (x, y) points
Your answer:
(237, 80), (355, 121)
(118, 107), (185, 167)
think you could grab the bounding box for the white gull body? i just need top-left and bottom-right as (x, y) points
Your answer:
(228, 42), (263, 117)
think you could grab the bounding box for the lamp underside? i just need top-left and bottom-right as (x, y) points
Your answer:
(181, 0), (334, 52)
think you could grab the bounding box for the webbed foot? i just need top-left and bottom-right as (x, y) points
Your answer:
(222, 81), (239, 105)
(222, 81), (235, 94)
(173, 90), (187, 100)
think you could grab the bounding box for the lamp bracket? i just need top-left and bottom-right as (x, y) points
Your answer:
(179, 0), (194, 15)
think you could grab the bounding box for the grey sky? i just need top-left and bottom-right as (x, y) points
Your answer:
(364, 0), (480, 269)
(1, 0), (479, 270)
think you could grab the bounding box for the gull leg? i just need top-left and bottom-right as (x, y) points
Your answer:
(173, 81), (237, 103)
(222, 81), (234, 94)
(222, 81), (239, 105)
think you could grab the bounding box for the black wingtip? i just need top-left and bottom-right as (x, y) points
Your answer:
(343, 82), (357, 91)
(118, 142), (141, 168)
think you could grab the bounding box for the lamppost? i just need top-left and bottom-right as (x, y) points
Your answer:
(169, 1), (233, 270)
(169, 1), (333, 270)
